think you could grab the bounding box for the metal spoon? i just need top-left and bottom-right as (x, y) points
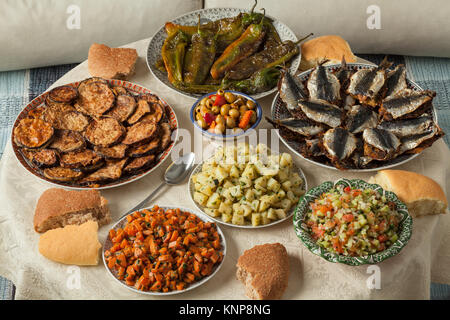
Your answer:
(122, 152), (196, 217)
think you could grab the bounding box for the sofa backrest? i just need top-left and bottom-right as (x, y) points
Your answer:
(205, 0), (450, 58)
(0, 0), (202, 71)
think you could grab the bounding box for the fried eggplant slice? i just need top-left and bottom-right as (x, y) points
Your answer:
(22, 148), (59, 168)
(159, 122), (172, 150)
(145, 101), (164, 124)
(80, 158), (127, 184)
(121, 119), (157, 145)
(105, 94), (137, 122)
(47, 85), (78, 104)
(43, 166), (84, 182)
(128, 138), (160, 158)
(127, 99), (151, 125)
(362, 128), (401, 161)
(58, 111), (89, 131)
(76, 81), (115, 117)
(379, 89), (436, 120)
(77, 77), (108, 93)
(111, 85), (129, 96)
(124, 155), (155, 174)
(84, 117), (125, 147)
(14, 118), (54, 149)
(28, 106), (46, 119)
(60, 149), (104, 169)
(94, 144), (128, 159)
(139, 93), (160, 104)
(49, 130), (85, 153)
(42, 103), (76, 127)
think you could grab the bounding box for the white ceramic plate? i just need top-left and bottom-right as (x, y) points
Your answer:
(188, 154), (308, 228)
(147, 7), (301, 99)
(271, 62), (439, 172)
(102, 205), (227, 296)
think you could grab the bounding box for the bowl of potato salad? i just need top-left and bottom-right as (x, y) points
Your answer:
(189, 143), (307, 228)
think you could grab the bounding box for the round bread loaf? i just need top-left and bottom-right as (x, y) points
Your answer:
(236, 243), (289, 300)
(34, 188), (111, 233)
(369, 170), (448, 217)
(300, 35), (357, 71)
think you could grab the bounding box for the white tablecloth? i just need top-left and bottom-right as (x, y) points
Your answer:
(0, 38), (449, 300)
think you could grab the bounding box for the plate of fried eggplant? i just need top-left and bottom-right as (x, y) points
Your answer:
(268, 58), (445, 171)
(147, 1), (306, 99)
(11, 77), (178, 189)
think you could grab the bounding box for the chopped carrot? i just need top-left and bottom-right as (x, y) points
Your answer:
(238, 110), (253, 129)
(104, 206), (223, 293)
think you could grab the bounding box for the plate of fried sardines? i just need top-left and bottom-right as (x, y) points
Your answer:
(147, 0), (308, 99)
(11, 77), (178, 189)
(268, 59), (445, 171)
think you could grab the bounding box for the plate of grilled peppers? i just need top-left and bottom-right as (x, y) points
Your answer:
(147, 1), (307, 99)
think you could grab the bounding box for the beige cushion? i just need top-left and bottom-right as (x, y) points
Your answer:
(0, 0), (202, 71)
(205, 0), (450, 58)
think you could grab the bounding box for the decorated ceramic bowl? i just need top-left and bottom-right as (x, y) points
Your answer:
(293, 178), (413, 266)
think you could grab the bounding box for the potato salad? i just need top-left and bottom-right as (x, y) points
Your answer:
(191, 143), (305, 226)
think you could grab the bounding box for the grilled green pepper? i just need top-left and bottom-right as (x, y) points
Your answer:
(226, 33), (313, 80)
(263, 21), (282, 49)
(172, 82), (223, 94)
(210, 12), (266, 80)
(161, 31), (189, 84)
(225, 67), (281, 94)
(183, 16), (217, 84)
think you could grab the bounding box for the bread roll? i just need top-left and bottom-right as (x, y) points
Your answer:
(369, 170), (448, 218)
(300, 35), (356, 71)
(34, 188), (111, 233)
(236, 243), (289, 300)
(88, 43), (138, 80)
(39, 220), (101, 265)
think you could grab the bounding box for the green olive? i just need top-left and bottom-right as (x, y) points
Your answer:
(239, 105), (248, 114)
(225, 116), (236, 128)
(215, 115), (225, 126)
(211, 106), (220, 114)
(224, 92), (236, 104)
(195, 112), (203, 121)
(205, 99), (214, 108)
(229, 109), (240, 119)
(246, 100), (256, 109)
(234, 97), (245, 106)
(200, 97), (208, 106)
(249, 110), (257, 124)
(220, 104), (230, 116)
(214, 123), (225, 134)
(200, 105), (210, 116)
(197, 118), (207, 129)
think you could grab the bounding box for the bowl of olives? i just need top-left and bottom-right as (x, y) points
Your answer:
(190, 90), (262, 140)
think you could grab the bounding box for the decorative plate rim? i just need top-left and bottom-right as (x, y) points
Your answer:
(11, 79), (179, 190)
(102, 205), (227, 295)
(188, 152), (308, 229)
(271, 62), (438, 172)
(146, 6), (301, 100)
(189, 90), (263, 139)
(293, 178), (413, 266)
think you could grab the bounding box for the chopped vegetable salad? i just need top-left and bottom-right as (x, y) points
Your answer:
(305, 185), (401, 256)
